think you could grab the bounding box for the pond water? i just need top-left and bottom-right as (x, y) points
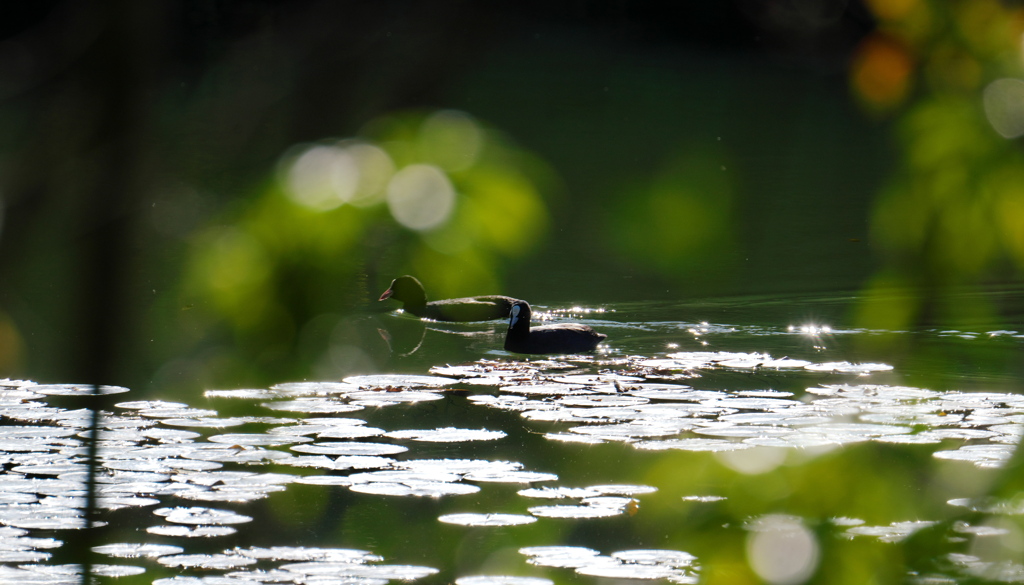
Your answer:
(1, 289), (1023, 584)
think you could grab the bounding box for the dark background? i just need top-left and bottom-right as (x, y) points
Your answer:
(1, 0), (1021, 393)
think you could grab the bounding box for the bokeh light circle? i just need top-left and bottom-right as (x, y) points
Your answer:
(281, 142), (395, 211)
(746, 515), (819, 585)
(386, 164), (456, 231)
(418, 110), (483, 171)
(284, 145), (353, 211)
(983, 78), (1024, 138)
(343, 142), (395, 206)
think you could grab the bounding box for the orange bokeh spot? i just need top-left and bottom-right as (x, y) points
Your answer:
(851, 34), (914, 111)
(864, 0), (918, 21)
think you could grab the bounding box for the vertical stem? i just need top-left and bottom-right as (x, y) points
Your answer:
(68, 2), (162, 583)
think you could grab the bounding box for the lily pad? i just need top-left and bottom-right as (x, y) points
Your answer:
(33, 384), (130, 396)
(845, 520), (937, 543)
(262, 399), (364, 414)
(146, 524), (237, 538)
(92, 564), (147, 577)
(349, 481), (481, 497)
(92, 543), (185, 558)
(528, 505), (624, 519)
(576, 562), (684, 580)
(520, 546), (602, 568)
(157, 553), (257, 569)
(204, 388), (279, 400)
(682, 495), (726, 502)
(343, 374), (456, 388)
(438, 513), (538, 526)
(385, 428), (507, 442)
(231, 546), (382, 562)
(465, 470), (558, 484)
(396, 459), (523, 475)
(153, 506), (253, 525)
(804, 362), (894, 373)
(517, 486), (602, 499)
(271, 381), (362, 394)
(207, 433), (312, 446)
(317, 426), (386, 439)
(611, 549), (697, 567)
(635, 438), (751, 452)
(291, 442), (409, 456)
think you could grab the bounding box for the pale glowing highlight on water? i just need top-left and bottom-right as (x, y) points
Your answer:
(717, 446), (787, 475)
(788, 323), (832, 335)
(746, 515), (820, 585)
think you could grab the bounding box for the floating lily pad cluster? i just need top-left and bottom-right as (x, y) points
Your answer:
(1, 338), (1022, 584)
(0, 378), (485, 582)
(145, 545), (437, 584)
(0, 376), (686, 583)
(780, 511), (1024, 582)
(841, 519), (938, 543)
(86, 544), (437, 584)
(433, 352), (1024, 467)
(518, 484), (653, 519)
(521, 546), (698, 583)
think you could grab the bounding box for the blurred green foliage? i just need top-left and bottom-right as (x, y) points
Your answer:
(176, 110), (551, 386)
(609, 145), (738, 277)
(852, 0), (1024, 329)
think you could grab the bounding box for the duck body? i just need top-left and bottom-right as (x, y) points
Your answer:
(379, 275), (519, 322)
(504, 300), (606, 354)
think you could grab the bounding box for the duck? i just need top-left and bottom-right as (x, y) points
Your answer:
(378, 275), (520, 322)
(504, 300), (607, 354)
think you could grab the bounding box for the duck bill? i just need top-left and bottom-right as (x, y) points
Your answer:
(378, 288), (394, 301)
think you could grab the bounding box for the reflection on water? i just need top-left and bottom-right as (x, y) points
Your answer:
(1, 292), (1023, 583)
(746, 515), (819, 585)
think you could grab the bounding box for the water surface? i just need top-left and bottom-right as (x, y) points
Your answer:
(2, 289), (1023, 584)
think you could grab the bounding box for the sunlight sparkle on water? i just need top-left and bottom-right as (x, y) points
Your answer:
(687, 322), (711, 336)
(568, 306), (605, 314)
(535, 306), (606, 323)
(545, 306), (608, 320)
(787, 324), (832, 336)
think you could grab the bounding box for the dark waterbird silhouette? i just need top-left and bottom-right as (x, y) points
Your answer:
(504, 300), (607, 354)
(378, 275), (520, 322)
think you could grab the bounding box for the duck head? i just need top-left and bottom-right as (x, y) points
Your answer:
(379, 275), (427, 306)
(508, 301), (531, 332)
